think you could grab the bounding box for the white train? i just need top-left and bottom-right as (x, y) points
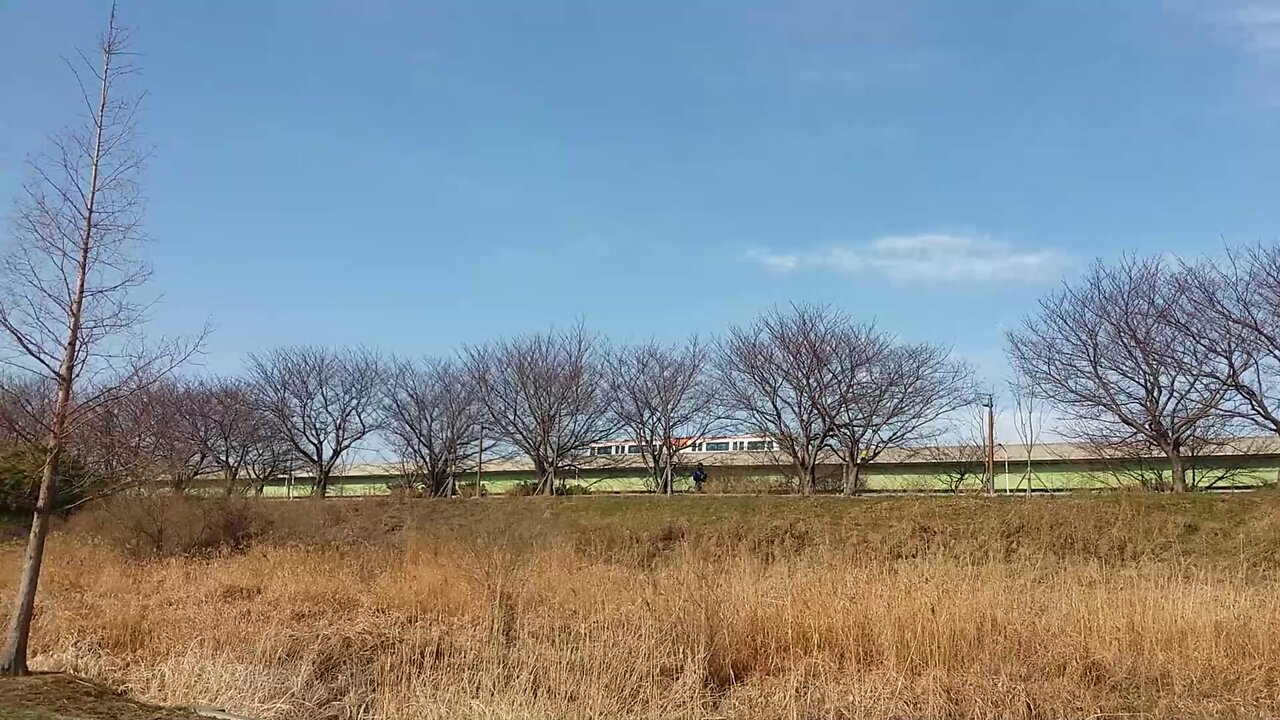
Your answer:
(589, 434), (776, 457)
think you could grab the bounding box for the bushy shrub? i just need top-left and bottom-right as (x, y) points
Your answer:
(0, 443), (92, 516)
(702, 474), (792, 495)
(456, 483), (486, 498)
(505, 480), (540, 497)
(74, 494), (271, 558)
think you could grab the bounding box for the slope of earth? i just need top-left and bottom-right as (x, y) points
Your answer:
(0, 673), (199, 720)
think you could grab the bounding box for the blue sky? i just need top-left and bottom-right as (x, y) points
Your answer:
(2, 0), (1280, 387)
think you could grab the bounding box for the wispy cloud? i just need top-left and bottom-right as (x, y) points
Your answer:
(745, 234), (1068, 283)
(1221, 2), (1280, 64)
(1205, 1), (1280, 104)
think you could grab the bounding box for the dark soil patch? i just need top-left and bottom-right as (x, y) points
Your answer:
(0, 673), (198, 719)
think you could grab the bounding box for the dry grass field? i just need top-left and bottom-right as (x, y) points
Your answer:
(3, 494), (1280, 719)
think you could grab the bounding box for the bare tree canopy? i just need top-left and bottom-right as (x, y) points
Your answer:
(1008, 379), (1049, 495)
(604, 337), (719, 495)
(1007, 255), (1230, 493)
(135, 381), (211, 492)
(464, 324), (613, 495)
(0, 5), (201, 675)
(715, 304), (847, 495)
(920, 409), (989, 494)
(174, 377), (290, 495)
(175, 379), (252, 493)
(1180, 245), (1280, 439)
(825, 333), (975, 495)
(381, 356), (483, 497)
(247, 346), (384, 497)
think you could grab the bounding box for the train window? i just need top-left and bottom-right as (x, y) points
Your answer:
(746, 440), (768, 451)
(627, 445), (643, 454)
(705, 441), (730, 451)
(594, 446), (613, 456)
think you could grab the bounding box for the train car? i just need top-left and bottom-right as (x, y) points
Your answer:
(587, 434), (776, 457)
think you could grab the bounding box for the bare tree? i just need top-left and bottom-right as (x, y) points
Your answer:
(140, 382), (210, 493)
(1078, 431), (1256, 492)
(464, 324), (614, 496)
(815, 323), (889, 495)
(716, 304), (846, 495)
(1007, 256), (1230, 493)
(242, 419), (297, 496)
(1008, 379), (1049, 496)
(0, 6), (201, 674)
(604, 337), (719, 495)
(381, 356), (483, 497)
(827, 337), (976, 495)
(177, 378), (282, 495)
(67, 375), (199, 497)
(0, 373), (146, 503)
(923, 426), (988, 494)
(1181, 246), (1280, 440)
(247, 346), (384, 498)
(0, 375), (56, 451)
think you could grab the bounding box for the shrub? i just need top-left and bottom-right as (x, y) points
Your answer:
(499, 481), (590, 496)
(702, 474), (792, 495)
(505, 480), (540, 497)
(74, 494), (271, 558)
(456, 483), (486, 498)
(0, 443), (92, 516)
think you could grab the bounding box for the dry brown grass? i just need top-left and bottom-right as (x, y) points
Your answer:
(4, 494), (1280, 719)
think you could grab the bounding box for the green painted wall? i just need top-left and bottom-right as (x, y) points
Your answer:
(259, 454), (1280, 497)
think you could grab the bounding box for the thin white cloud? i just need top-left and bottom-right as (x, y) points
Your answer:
(746, 234), (1067, 283)
(744, 248), (800, 272)
(1204, 1), (1280, 105)
(1222, 2), (1280, 64)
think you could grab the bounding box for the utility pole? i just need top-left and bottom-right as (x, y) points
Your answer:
(982, 394), (995, 496)
(1026, 405), (1033, 498)
(475, 425), (484, 498)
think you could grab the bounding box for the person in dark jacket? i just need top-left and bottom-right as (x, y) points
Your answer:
(691, 464), (707, 493)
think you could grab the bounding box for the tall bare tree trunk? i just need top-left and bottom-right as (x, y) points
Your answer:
(535, 455), (556, 496)
(1, 134), (94, 673)
(0, 24), (112, 671)
(663, 450), (673, 496)
(0, 402), (71, 674)
(1169, 451), (1186, 494)
(313, 462), (328, 498)
(798, 463), (815, 496)
(842, 460), (866, 496)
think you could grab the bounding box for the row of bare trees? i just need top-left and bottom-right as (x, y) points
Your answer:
(57, 310), (974, 502)
(1008, 249), (1280, 493)
(449, 307), (978, 498)
(717, 305), (977, 495)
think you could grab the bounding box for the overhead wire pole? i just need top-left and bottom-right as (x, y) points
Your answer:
(475, 425), (484, 498)
(982, 394), (995, 496)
